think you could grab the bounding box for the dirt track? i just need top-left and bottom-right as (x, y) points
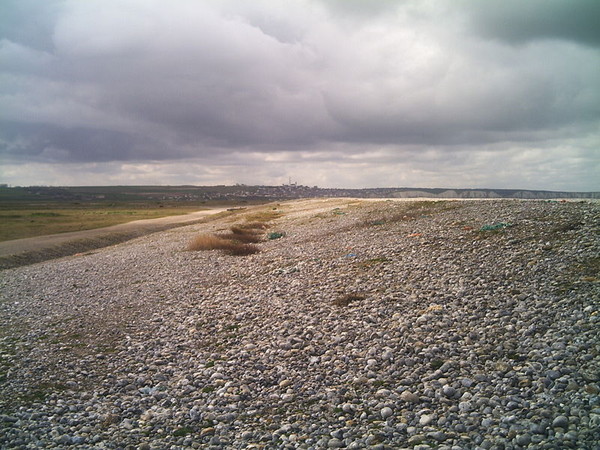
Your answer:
(0, 208), (228, 269)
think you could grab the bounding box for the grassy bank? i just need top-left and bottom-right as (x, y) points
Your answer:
(0, 206), (205, 242)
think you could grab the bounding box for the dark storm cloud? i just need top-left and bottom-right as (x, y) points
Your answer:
(463, 0), (600, 47)
(1, 0), (341, 162)
(1, 121), (150, 163)
(0, 0), (599, 190)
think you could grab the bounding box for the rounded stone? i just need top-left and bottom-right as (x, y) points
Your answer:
(442, 385), (456, 398)
(481, 418), (493, 428)
(552, 415), (569, 429)
(458, 401), (472, 412)
(56, 435), (72, 445)
(419, 414), (434, 426)
(201, 427), (215, 436)
(400, 391), (420, 403)
(516, 433), (531, 446)
(461, 378), (474, 388)
(328, 438), (344, 448)
(330, 429), (344, 439)
(380, 407), (393, 419)
(279, 379), (292, 388)
(427, 430), (447, 442)
(342, 403), (354, 413)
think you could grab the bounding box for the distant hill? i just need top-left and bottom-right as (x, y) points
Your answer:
(334, 187), (600, 199)
(1, 185), (598, 204)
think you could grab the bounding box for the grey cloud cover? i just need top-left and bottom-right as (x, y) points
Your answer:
(1, 0), (599, 190)
(463, 0), (600, 47)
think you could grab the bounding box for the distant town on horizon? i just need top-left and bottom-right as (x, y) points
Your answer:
(1, 184), (598, 202)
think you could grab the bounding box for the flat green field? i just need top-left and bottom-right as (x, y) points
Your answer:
(0, 206), (204, 242)
(0, 186), (266, 242)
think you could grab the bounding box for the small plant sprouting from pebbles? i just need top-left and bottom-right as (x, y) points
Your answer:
(334, 293), (365, 307)
(430, 359), (444, 370)
(173, 427), (193, 437)
(100, 413), (120, 428)
(505, 351), (524, 361)
(358, 257), (389, 268)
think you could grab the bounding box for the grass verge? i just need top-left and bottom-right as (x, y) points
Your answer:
(0, 206), (206, 242)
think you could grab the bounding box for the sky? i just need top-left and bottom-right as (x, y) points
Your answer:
(1, 0), (599, 191)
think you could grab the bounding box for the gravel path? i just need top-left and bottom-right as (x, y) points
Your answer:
(1, 199), (599, 449)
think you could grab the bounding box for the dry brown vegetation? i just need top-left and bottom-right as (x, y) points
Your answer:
(333, 293), (365, 307)
(236, 221), (268, 230)
(187, 208), (282, 256)
(187, 234), (260, 256)
(222, 225), (264, 243)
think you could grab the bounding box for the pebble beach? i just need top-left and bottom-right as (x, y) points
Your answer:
(1, 198), (599, 449)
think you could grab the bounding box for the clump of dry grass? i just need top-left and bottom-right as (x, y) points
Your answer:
(187, 234), (260, 256)
(187, 207), (283, 256)
(222, 226), (263, 244)
(223, 242), (261, 256)
(333, 293), (365, 307)
(237, 221), (268, 230)
(188, 234), (225, 251)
